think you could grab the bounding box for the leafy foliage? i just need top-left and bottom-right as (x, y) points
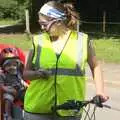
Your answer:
(0, 0), (31, 21)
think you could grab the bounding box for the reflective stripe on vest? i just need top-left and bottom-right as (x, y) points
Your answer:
(33, 32), (87, 76)
(47, 65), (84, 76)
(32, 34), (42, 69)
(77, 32), (83, 67)
(35, 35), (42, 69)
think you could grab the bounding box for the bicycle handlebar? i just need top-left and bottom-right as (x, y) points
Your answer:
(54, 100), (90, 111)
(52, 95), (107, 111)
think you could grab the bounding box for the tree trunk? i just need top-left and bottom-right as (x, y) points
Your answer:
(31, 0), (50, 25)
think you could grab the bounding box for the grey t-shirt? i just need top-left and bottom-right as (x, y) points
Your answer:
(0, 72), (22, 90)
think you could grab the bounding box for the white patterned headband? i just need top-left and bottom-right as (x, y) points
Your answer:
(39, 4), (66, 20)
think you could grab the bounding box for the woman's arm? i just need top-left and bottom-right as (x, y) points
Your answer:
(87, 40), (109, 101)
(23, 69), (50, 80)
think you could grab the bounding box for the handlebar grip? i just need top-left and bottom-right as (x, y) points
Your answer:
(92, 95), (104, 107)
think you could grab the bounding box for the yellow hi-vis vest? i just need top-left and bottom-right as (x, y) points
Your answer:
(24, 30), (88, 116)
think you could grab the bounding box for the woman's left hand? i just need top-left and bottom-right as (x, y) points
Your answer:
(96, 93), (109, 102)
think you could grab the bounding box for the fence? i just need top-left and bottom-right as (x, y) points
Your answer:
(80, 19), (120, 37)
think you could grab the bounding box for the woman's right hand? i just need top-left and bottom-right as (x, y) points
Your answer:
(35, 69), (51, 79)
(23, 69), (51, 80)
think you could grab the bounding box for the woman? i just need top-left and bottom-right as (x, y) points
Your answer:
(24, 1), (108, 120)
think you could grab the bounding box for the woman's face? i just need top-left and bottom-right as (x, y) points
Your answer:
(38, 15), (66, 37)
(38, 15), (50, 30)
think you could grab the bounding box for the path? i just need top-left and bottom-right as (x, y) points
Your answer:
(86, 62), (120, 87)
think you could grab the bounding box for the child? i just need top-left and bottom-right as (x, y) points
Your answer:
(0, 47), (26, 120)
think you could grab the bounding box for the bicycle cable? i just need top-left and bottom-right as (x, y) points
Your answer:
(90, 105), (97, 120)
(83, 104), (91, 120)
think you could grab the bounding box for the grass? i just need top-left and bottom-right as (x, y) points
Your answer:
(0, 33), (120, 63)
(0, 19), (20, 25)
(94, 38), (120, 63)
(0, 34), (32, 51)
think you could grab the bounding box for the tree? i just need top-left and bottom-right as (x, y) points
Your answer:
(0, 0), (31, 21)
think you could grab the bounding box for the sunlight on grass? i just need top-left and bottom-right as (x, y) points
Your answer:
(0, 34), (32, 50)
(0, 19), (20, 25)
(94, 38), (120, 63)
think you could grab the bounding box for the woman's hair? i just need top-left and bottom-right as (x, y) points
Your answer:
(38, 1), (80, 30)
(63, 3), (80, 29)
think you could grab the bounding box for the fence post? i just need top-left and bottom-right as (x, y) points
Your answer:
(25, 9), (30, 33)
(103, 11), (106, 33)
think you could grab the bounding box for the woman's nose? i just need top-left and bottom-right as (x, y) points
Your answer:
(41, 25), (45, 29)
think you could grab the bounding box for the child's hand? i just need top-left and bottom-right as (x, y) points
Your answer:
(2, 86), (17, 96)
(0, 68), (3, 73)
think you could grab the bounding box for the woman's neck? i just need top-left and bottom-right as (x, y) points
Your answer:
(50, 28), (70, 42)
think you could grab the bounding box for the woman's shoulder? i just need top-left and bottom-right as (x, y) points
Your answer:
(71, 30), (88, 41)
(78, 31), (88, 37)
(33, 32), (49, 40)
(71, 30), (88, 36)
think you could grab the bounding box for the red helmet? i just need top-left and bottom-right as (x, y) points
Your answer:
(0, 47), (20, 65)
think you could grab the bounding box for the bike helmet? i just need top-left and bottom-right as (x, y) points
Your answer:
(0, 47), (20, 65)
(0, 47), (24, 74)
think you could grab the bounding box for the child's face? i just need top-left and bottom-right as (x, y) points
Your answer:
(3, 59), (20, 75)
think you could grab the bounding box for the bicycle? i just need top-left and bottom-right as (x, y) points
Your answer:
(52, 95), (113, 120)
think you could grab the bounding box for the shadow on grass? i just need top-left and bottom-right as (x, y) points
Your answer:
(0, 24), (26, 33)
(80, 23), (120, 40)
(0, 23), (120, 41)
(0, 23), (40, 34)
(86, 32), (120, 40)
